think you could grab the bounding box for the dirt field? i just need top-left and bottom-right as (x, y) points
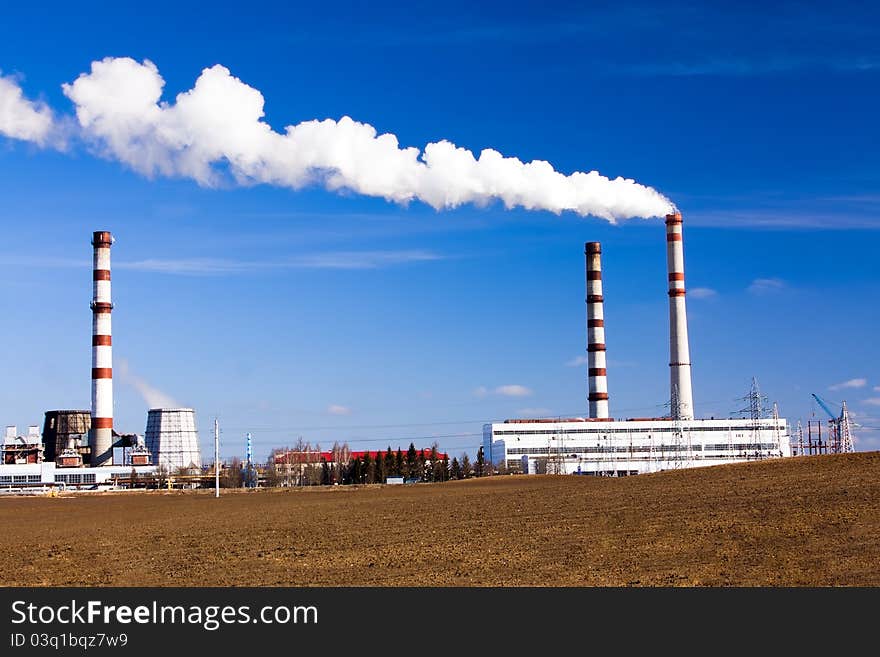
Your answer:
(1, 452), (878, 586)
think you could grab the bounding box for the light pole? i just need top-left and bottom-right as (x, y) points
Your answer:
(214, 418), (220, 498)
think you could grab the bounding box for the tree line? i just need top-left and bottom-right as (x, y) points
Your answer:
(255, 442), (500, 488)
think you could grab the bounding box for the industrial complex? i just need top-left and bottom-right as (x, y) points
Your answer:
(483, 212), (796, 475)
(1, 213), (857, 492)
(0, 231), (195, 491)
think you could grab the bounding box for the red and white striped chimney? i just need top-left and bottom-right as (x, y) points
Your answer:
(89, 230), (114, 465)
(665, 212), (694, 420)
(585, 242), (610, 419)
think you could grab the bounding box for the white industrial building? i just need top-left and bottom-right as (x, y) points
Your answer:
(484, 213), (793, 476)
(0, 461), (156, 491)
(483, 417), (791, 476)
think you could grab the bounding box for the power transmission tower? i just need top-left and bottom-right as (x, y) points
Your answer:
(670, 384), (684, 469)
(737, 378), (769, 460)
(839, 401), (856, 454)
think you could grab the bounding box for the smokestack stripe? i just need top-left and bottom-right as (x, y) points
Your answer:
(90, 230), (114, 465)
(665, 213), (694, 420)
(585, 241), (610, 420)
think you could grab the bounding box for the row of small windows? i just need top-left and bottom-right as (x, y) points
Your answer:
(507, 443), (779, 456)
(55, 473), (96, 484)
(495, 425), (782, 436)
(0, 475), (42, 484)
(510, 453), (781, 464)
(0, 473), (97, 484)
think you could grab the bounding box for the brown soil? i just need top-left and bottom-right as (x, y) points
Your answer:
(1, 452), (878, 586)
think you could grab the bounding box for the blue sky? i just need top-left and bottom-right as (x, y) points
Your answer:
(1, 1), (878, 460)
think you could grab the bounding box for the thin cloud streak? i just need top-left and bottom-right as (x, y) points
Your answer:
(625, 55), (880, 77)
(0, 250), (447, 275)
(748, 278), (786, 295)
(326, 404), (352, 416)
(829, 378), (867, 391)
(689, 287), (718, 299)
(686, 209), (880, 230)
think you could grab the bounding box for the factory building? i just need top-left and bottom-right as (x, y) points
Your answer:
(1, 229), (169, 489)
(2, 426), (43, 464)
(483, 212), (792, 475)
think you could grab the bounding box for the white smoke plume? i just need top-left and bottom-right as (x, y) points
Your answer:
(117, 358), (180, 409)
(61, 57), (673, 221)
(0, 73), (54, 145)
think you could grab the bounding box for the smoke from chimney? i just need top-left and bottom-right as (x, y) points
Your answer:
(60, 57), (674, 222)
(117, 358), (180, 409)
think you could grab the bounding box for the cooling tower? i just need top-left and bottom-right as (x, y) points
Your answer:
(144, 408), (202, 471)
(42, 410), (91, 463)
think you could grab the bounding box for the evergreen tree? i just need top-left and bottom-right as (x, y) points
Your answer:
(350, 456), (362, 485)
(320, 459), (331, 485)
(428, 445), (439, 482)
(376, 451), (387, 483)
(441, 455), (450, 481)
(451, 457), (461, 480)
(406, 443), (418, 479)
(362, 451), (373, 484)
(385, 447), (395, 477)
(416, 449), (426, 482)
(395, 448), (404, 477)
(475, 446), (485, 477)
(461, 453), (472, 478)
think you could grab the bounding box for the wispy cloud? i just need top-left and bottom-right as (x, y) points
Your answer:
(0, 250), (446, 275)
(0, 73), (55, 145)
(689, 287), (718, 299)
(626, 55), (880, 77)
(516, 408), (553, 417)
(119, 250), (445, 274)
(474, 384), (533, 398)
(685, 208), (880, 230)
(326, 404), (352, 416)
(862, 398), (880, 407)
(565, 355), (588, 367)
(829, 378), (867, 391)
(495, 385), (532, 397)
(748, 278), (786, 295)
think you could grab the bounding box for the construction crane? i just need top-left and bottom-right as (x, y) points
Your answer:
(810, 394), (856, 454)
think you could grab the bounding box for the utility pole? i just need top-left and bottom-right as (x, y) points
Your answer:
(214, 417), (220, 498)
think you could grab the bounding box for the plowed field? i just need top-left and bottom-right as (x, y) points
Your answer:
(1, 452), (878, 586)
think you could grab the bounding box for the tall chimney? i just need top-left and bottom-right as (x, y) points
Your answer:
(585, 242), (610, 419)
(665, 212), (694, 420)
(89, 230), (114, 465)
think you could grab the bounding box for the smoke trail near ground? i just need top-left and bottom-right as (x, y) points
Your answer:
(117, 358), (180, 409)
(0, 73), (54, 145)
(60, 57), (673, 221)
